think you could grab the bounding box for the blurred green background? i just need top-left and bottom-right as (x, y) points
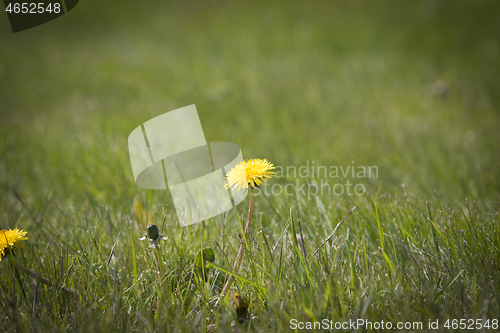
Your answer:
(1, 0), (499, 207)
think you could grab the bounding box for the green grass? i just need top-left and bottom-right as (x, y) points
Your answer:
(1, 0), (500, 331)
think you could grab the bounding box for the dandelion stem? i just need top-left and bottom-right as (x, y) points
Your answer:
(217, 188), (254, 305)
(14, 261), (76, 297)
(152, 246), (163, 317)
(153, 246), (163, 282)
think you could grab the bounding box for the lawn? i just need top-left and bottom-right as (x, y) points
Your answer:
(1, 0), (500, 331)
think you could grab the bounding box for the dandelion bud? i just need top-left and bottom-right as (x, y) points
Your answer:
(146, 224), (159, 240)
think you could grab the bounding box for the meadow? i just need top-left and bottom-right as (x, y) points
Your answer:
(1, 0), (500, 331)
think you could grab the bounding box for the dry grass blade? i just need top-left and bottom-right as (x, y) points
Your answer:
(314, 206), (356, 256)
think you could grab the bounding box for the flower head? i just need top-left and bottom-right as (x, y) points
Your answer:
(0, 229), (28, 261)
(139, 224), (167, 249)
(234, 292), (249, 323)
(225, 158), (274, 191)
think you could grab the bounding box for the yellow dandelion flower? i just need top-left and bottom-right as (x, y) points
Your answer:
(225, 158), (275, 191)
(234, 292), (249, 323)
(0, 228), (28, 261)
